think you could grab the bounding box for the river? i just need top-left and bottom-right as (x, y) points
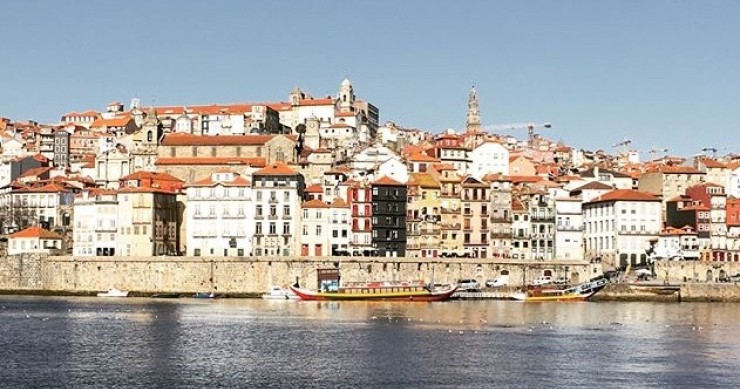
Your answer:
(1, 296), (738, 388)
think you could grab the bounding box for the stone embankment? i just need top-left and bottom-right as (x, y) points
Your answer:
(596, 282), (740, 303)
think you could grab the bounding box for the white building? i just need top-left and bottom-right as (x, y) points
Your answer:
(185, 170), (253, 257)
(73, 189), (118, 256)
(583, 189), (661, 268)
(300, 199), (330, 256)
(328, 198), (351, 255)
(652, 226), (700, 261)
(8, 226), (62, 255)
(728, 164), (740, 198)
(554, 197), (584, 260)
(251, 162), (305, 257)
(470, 141), (509, 180)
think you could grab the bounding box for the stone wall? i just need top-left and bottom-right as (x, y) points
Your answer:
(0, 255), (598, 295)
(654, 261), (740, 284)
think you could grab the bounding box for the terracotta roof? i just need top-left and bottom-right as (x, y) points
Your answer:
(302, 199), (329, 208)
(253, 162), (297, 176)
(18, 166), (53, 179)
(330, 198), (350, 208)
(372, 175), (404, 186)
(644, 165), (703, 174)
(185, 174), (251, 188)
(161, 133), (296, 146)
(482, 173), (510, 182)
(91, 117), (133, 127)
(9, 226), (62, 239)
(62, 110), (100, 119)
(406, 152), (438, 162)
(335, 111), (356, 117)
(14, 183), (69, 193)
(509, 175), (542, 183)
(122, 171), (184, 183)
(586, 189), (659, 204)
(305, 184), (323, 193)
(155, 157), (266, 167)
(700, 158), (727, 168)
(117, 187), (177, 195)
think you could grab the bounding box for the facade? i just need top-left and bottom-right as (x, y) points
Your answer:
(554, 197), (584, 260)
(470, 141), (509, 180)
(371, 176), (407, 257)
(7, 226), (63, 255)
(406, 173), (441, 258)
(115, 187), (179, 256)
(583, 189), (661, 268)
(347, 180), (373, 256)
(185, 170), (253, 257)
(461, 176), (490, 258)
(53, 130), (70, 169)
(251, 162), (305, 257)
(486, 174), (512, 259)
(73, 189), (118, 256)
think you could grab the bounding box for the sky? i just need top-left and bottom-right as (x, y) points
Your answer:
(1, 0), (739, 158)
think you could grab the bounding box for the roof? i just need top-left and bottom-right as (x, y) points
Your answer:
(700, 158), (727, 168)
(302, 199), (329, 209)
(586, 189), (659, 204)
(17, 166), (53, 179)
(305, 184), (323, 193)
(161, 133), (295, 146)
(372, 175), (404, 186)
(580, 167), (631, 178)
(253, 162), (297, 176)
(644, 165), (703, 174)
(330, 198), (350, 208)
(121, 171), (184, 183)
(185, 174), (251, 188)
(155, 157), (266, 167)
(9, 226), (62, 239)
(574, 181), (614, 191)
(14, 183), (69, 193)
(91, 117), (133, 127)
(406, 152), (438, 163)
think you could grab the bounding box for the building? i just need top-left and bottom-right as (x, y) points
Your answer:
(251, 162), (305, 257)
(184, 170), (253, 257)
(461, 176), (490, 258)
(371, 176), (407, 257)
(300, 200), (330, 256)
(346, 179), (373, 256)
(685, 183), (728, 261)
(583, 189), (661, 268)
(638, 165), (706, 217)
(554, 197), (584, 260)
(470, 141), (509, 180)
(406, 173), (441, 258)
(73, 189), (118, 256)
(486, 173), (512, 259)
(7, 226), (63, 255)
(53, 129), (70, 169)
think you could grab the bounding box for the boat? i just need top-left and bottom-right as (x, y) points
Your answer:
(151, 293), (180, 299)
(193, 292), (219, 299)
(261, 286), (299, 300)
(97, 288), (129, 297)
(290, 281), (458, 302)
(511, 279), (608, 302)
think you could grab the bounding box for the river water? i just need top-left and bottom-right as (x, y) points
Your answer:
(1, 297), (739, 388)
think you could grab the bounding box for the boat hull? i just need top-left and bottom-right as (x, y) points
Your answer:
(290, 286), (457, 302)
(511, 279), (607, 302)
(97, 289), (129, 298)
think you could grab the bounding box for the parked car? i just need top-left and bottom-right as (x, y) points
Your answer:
(457, 279), (481, 291)
(553, 276), (568, 285)
(486, 276), (509, 287)
(532, 276), (552, 286)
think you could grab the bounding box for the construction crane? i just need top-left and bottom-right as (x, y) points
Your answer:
(485, 122), (552, 146)
(640, 147), (669, 162)
(611, 138), (633, 166)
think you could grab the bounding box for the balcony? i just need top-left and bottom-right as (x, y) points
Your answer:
(556, 224), (582, 231)
(441, 207), (460, 214)
(490, 232), (512, 239)
(268, 197), (278, 204)
(441, 223), (461, 229)
(490, 216), (510, 223)
(268, 214), (278, 220)
(282, 214), (293, 220)
(530, 215), (555, 222)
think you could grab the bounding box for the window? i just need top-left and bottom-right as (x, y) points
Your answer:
(256, 205), (263, 217)
(269, 222), (276, 235)
(303, 225), (309, 236)
(255, 223), (262, 234)
(316, 225), (322, 235)
(284, 191), (290, 201)
(270, 205), (277, 216)
(283, 205), (291, 217)
(283, 223), (290, 235)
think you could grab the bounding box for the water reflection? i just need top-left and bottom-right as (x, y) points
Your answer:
(2, 297), (740, 388)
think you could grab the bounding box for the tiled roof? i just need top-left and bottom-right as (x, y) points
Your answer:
(185, 174), (251, 188)
(305, 184), (323, 193)
(122, 171), (184, 183)
(155, 157), (266, 167)
(9, 226), (62, 239)
(14, 183), (69, 193)
(117, 187), (177, 195)
(302, 199), (329, 208)
(161, 133), (296, 146)
(700, 158), (727, 168)
(330, 198), (350, 208)
(586, 189), (659, 204)
(482, 173), (510, 182)
(372, 175), (404, 186)
(406, 152), (438, 162)
(574, 181), (613, 191)
(644, 165), (703, 174)
(253, 162), (297, 176)
(18, 166), (53, 179)
(298, 98), (333, 107)
(91, 117), (133, 127)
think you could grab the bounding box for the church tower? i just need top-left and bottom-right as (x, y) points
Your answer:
(305, 115), (321, 150)
(337, 78), (355, 114)
(466, 86), (482, 133)
(131, 107), (161, 171)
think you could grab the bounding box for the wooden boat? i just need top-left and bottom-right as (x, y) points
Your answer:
(511, 279), (608, 302)
(261, 286), (299, 300)
(290, 281), (458, 302)
(97, 288), (129, 298)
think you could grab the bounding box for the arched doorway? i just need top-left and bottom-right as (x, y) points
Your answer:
(706, 269), (713, 283)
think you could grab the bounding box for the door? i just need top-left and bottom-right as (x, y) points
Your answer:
(314, 244), (322, 256)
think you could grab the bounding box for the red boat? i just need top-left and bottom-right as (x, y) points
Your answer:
(289, 281), (458, 302)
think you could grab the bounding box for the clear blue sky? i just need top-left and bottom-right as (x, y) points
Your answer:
(1, 1), (739, 157)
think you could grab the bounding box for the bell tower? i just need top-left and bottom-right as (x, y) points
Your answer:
(337, 78), (355, 114)
(466, 85), (482, 133)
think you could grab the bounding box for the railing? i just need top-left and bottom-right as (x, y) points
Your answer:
(556, 224), (582, 231)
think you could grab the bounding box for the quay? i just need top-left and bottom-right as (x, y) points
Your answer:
(2, 254), (740, 302)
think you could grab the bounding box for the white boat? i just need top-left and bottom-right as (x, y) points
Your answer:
(97, 288), (129, 297)
(261, 286), (299, 300)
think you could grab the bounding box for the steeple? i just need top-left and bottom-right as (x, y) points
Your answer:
(466, 85), (482, 133)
